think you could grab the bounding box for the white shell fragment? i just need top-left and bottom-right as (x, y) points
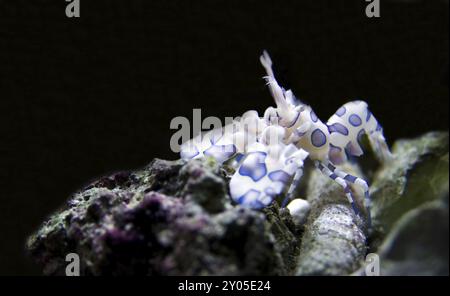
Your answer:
(287, 198), (311, 226)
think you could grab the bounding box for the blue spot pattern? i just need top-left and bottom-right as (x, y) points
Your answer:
(311, 129), (327, 147)
(235, 153), (244, 163)
(344, 175), (357, 183)
(329, 143), (343, 164)
(268, 170), (291, 183)
(238, 152), (267, 182)
(366, 108), (372, 122)
(328, 123), (349, 135)
(310, 110), (318, 122)
(286, 112), (300, 128)
(344, 143), (353, 161)
(295, 128), (307, 138)
(237, 189), (269, 209)
(264, 187), (276, 196)
(349, 114), (362, 127)
(345, 141), (361, 157)
(336, 106), (346, 117)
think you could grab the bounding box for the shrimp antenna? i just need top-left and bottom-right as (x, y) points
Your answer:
(260, 50), (289, 111)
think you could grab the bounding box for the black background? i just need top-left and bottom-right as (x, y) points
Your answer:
(0, 0), (448, 275)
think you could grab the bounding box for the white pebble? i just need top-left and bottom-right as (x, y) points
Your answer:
(287, 198), (311, 225)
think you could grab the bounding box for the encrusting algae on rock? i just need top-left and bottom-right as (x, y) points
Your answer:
(27, 159), (300, 275)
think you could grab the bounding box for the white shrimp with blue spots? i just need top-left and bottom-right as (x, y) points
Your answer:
(180, 51), (393, 226)
(229, 126), (309, 209)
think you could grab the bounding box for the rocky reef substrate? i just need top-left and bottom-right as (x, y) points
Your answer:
(27, 132), (449, 275)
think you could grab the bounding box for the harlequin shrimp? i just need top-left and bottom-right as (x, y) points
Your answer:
(180, 51), (393, 224)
